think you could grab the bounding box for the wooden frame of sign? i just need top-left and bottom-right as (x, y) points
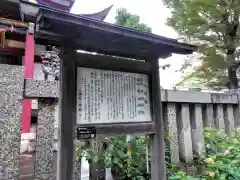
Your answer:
(75, 53), (154, 133)
(58, 47), (166, 180)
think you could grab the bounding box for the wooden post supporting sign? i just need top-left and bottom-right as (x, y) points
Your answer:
(57, 46), (76, 180)
(150, 57), (166, 180)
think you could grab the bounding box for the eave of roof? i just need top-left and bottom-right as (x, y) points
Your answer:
(37, 7), (197, 60)
(79, 5), (114, 21)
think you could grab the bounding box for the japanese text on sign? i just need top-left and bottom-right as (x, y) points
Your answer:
(76, 67), (151, 124)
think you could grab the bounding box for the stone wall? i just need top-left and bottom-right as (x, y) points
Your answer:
(0, 64), (24, 180)
(34, 100), (56, 180)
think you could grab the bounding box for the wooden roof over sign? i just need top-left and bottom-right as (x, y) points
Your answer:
(36, 7), (197, 60)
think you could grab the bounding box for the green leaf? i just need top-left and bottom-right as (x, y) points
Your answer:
(165, 0), (240, 89)
(115, 8), (152, 33)
(168, 135), (173, 141)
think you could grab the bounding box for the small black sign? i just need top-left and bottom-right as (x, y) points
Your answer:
(76, 127), (96, 140)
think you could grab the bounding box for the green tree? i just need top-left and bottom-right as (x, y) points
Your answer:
(115, 8), (152, 33)
(114, 8), (169, 82)
(163, 0), (240, 89)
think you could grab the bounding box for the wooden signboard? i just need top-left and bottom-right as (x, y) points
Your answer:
(58, 51), (165, 180)
(76, 67), (152, 124)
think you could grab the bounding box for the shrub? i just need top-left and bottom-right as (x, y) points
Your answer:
(77, 128), (240, 180)
(198, 128), (240, 179)
(168, 171), (197, 180)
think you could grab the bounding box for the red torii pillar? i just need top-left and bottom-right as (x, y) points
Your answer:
(22, 23), (35, 133)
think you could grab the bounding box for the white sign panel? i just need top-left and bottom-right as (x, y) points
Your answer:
(76, 67), (151, 124)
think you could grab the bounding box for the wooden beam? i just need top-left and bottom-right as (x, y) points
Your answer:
(77, 122), (155, 135)
(76, 53), (151, 74)
(4, 39), (45, 55)
(57, 46), (76, 180)
(5, 39), (25, 48)
(150, 57), (166, 180)
(0, 17), (28, 28)
(0, 47), (42, 62)
(0, 46), (24, 55)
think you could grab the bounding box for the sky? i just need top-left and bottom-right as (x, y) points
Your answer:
(71, 0), (188, 89)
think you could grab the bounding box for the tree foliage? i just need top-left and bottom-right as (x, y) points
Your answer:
(114, 8), (170, 72)
(115, 8), (152, 33)
(163, 0), (240, 89)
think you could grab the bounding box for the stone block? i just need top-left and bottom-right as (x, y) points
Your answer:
(0, 65), (24, 180)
